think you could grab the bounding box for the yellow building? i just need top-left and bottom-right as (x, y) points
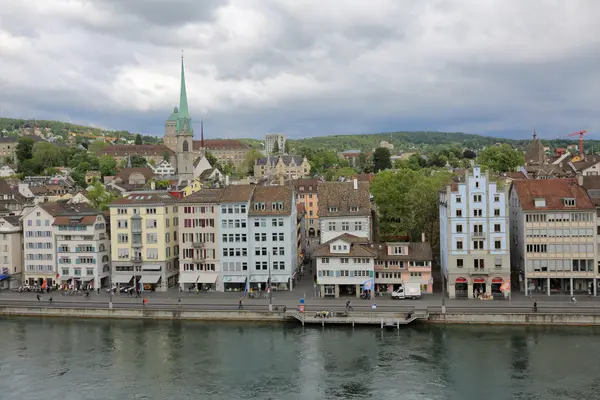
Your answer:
(295, 178), (319, 237)
(181, 178), (203, 197)
(254, 155), (311, 180)
(109, 193), (179, 292)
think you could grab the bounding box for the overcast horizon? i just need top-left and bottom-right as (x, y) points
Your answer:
(1, 0), (599, 141)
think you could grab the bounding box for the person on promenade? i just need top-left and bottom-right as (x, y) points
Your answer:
(36, 294), (40, 302)
(533, 301), (537, 312)
(48, 297), (53, 306)
(178, 298), (182, 308)
(238, 298), (243, 310)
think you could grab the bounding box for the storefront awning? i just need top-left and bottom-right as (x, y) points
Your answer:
(456, 277), (467, 283)
(223, 275), (246, 283)
(270, 275), (289, 283)
(0, 275), (9, 281)
(473, 278), (485, 283)
(141, 275), (161, 284)
(250, 275), (269, 283)
(112, 275), (133, 284)
(179, 273), (200, 284)
(60, 276), (71, 281)
(142, 265), (161, 271)
(197, 273), (218, 284)
(81, 277), (94, 282)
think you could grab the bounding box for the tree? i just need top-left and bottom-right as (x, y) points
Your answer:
(163, 151), (170, 161)
(357, 152), (372, 173)
(372, 147), (392, 172)
(371, 168), (453, 248)
(406, 154), (426, 170)
(309, 150), (339, 175)
(205, 151), (218, 167)
(135, 134), (142, 145)
(284, 140), (291, 154)
(99, 154), (117, 177)
(87, 181), (116, 211)
(463, 149), (477, 159)
(243, 148), (263, 175)
(478, 144), (524, 172)
(16, 137), (34, 165)
(272, 140), (280, 154)
(130, 155), (147, 168)
(31, 142), (63, 171)
(88, 140), (107, 154)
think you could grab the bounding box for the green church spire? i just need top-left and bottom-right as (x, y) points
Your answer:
(179, 54), (189, 118)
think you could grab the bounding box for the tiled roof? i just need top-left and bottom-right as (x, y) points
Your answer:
(323, 233), (369, 245)
(375, 242), (432, 261)
(110, 193), (178, 205)
(505, 171), (527, 180)
(294, 178), (318, 191)
(193, 139), (249, 150)
(0, 179), (27, 202)
(354, 173), (376, 182)
(179, 189), (224, 204)
(219, 185), (255, 203)
(512, 179), (595, 211)
(115, 167), (155, 182)
(248, 185), (294, 216)
(52, 215), (98, 226)
(97, 144), (175, 157)
(318, 181), (371, 217)
(313, 241), (377, 258)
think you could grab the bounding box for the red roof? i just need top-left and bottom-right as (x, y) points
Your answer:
(512, 178), (595, 211)
(193, 139), (249, 150)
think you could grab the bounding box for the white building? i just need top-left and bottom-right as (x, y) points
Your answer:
(264, 133), (286, 154)
(150, 160), (176, 176)
(218, 185), (254, 292)
(510, 177), (597, 296)
(439, 166), (511, 299)
(318, 179), (372, 244)
(54, 210), (111, 290)
(0, 165), (16, 177)
(22, 203), (59, 287)
(314, 234), (377, 298)
(0, 216), (23, 289)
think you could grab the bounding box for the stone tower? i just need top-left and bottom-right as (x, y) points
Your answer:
(175, 57), (194, 182)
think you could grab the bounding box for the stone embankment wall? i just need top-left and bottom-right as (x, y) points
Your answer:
(428, 313), (600, 326)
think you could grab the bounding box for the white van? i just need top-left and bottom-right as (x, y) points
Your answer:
(391, 283), (422, 300)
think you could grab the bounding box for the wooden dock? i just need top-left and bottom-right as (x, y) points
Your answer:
(286, 310), (429, 328)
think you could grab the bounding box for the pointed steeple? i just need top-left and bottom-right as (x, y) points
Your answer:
(533, 128), (537, 139)
(179, 53), (189, 118)
(201, 119), (205, 148)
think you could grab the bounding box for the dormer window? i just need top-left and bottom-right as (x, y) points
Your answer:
(534, 198), (546, 208)
(393, 246), (403, 255)
(328, 207), (338, 213)
(254, 202), (266, 211)
(563, 198), (576, 207)
(350, 206), (359, 212)
(299, 187), (304, 191)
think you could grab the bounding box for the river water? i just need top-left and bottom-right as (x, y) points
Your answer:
(0, 318), (599, 400)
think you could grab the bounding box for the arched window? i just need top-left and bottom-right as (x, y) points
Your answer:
(183, 140), (189, 152)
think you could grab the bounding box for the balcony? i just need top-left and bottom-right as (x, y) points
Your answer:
(132, 241), (143, 248)
(131, 256), (142, 263)
(469, 268), (490, 275)
(192, 242), (205, 249)
(472, 232), (485, 238)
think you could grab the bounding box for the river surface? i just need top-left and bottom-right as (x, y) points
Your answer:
(0, 318), (599, 400)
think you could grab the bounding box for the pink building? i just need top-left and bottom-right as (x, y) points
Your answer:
(373, 237), (433, 295)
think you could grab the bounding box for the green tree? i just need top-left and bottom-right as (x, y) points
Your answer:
(272, 140), (280, 154)
(16, 137), (34, 165)
(163, 151), (170, 161)
(243, 148), (263, 175)
(406, 154), (426, 170)
(135, 134), (142, 145)
(372, 147), (392, 172)
(463, 149), (477, 159)
(478, 144), (524, 172)
(357, 152), (372, 173)
(205, 151), (218, 167)
(88, 140), (107, 154)
(31, 142), (63, 171)
(309, 150), (339, 174)
(371, 168), (453, 248)
(87, 181), (116, 211)
(99, 154), (117, 177)
(329, 166), (357, 181)
(284, 140), (291, 154)
(130, 155), (147, 168)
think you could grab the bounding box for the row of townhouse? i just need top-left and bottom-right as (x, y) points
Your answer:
(108, 184), (300, 292)
(440, 165), (600, 299)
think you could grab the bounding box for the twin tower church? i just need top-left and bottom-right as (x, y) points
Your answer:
(163, 57), (201, 183)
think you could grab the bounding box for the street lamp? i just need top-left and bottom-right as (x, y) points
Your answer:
(268, 250), (273, 312)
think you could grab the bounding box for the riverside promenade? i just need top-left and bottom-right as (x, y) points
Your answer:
(2, 290), (600, 326)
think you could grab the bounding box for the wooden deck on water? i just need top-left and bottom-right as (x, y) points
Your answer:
(286, 310), (430, 328)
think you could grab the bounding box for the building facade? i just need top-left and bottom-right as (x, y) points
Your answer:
(193, 140), (250, 169)
(264, 133), (286, 154)
(295, 179), (319, 237)
(314, 234), (377, 298)
(22, 203), (60, 287)
(178, 189), (222, 290)
(510, 178), (598, 296)
(218, 185), (254, 292)
(96, 144), (176, 167)
(109, 193), (179, 292)
(254, 155), (311, 180)
(0, 216), (23, 289)
(318, 179), (372, 244)
(54, 211), (110, 290)
(174, 58), (194, 182)
(439, 167), (511, 299)
(248, 185), (298, 291)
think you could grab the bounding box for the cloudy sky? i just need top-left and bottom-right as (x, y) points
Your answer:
(1, 0), (600, 141)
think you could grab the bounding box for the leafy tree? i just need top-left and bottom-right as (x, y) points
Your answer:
(88, 140), (107, 154)
(478, 144), (524, 172)
(31, 142), (63, 171)
(163, 151), (170, 161)
(357, 152), (372, 173)
(135, 134), (142, 145)
(272, 140), (280, 154)
(284, 140), (291, 154)
(130, 155), (147, 168)
(427, 153), (448, 168)
(155, 180), (170, 189)
(372, 147), (392, 172)
(327, 166), (357, 181)
(406, 154), (426, 170)
(16, 137), (35, 165)
(205, 151), (218, 167)
(371, 168), (453, 247)
(309, 150), (339, 174)
(243, 148), (263, 175)
(463, 149), (477, 159)
(87, 181), (116, 211)
(99, 155), (117, 177)
(222, 161), (235, 176)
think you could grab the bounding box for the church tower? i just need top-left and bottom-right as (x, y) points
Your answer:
(175, 56), (194, 182)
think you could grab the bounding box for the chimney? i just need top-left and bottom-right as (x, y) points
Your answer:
(353, 178), (358, 190)
(421, 232), (425, 243)
(577, 173), (583, 187)
(225, 174), (230, 186)
(151, 181), (155, 190)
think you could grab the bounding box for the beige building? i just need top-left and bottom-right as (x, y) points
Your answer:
(177, 189), (223, 290)
(254, 155), (310, 180)
(0, 216), (23, 289)
(97, 144), (176, 166)
(510, 178), (598, 296)
(196, 140), (250, 168)
(109, 193), (179, 292)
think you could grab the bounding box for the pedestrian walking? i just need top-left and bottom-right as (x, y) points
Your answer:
(533, 300), (537, 312)
(143, 298), (148, 307)
(36, 294), (40, 302)
(588, 288), (592, 297)
(238, 298), (243, 310)
(48, 297), (53, 305)
(178, 298), (182, 308)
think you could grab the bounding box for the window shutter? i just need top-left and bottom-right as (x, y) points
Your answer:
(335, 270), (341, 277)
(349, 271), (354, 277)
(318, 271), (322, 277)
(369, 271), (374, 278)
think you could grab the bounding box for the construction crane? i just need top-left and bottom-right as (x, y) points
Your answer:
(568, 130), (588, 158)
